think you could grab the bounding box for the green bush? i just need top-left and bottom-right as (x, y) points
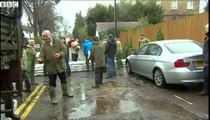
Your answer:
(156, 28), (164, 41)
(121, 43), (134, 59)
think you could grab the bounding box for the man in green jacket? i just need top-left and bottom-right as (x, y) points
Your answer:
(89, 40), (106, 88)
(26, 39), (37, 85)
(21, 48), (31, 92)
(37, 30), (73, 105)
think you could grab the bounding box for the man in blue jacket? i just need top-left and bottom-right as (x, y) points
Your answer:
(83, 38), (94, 72)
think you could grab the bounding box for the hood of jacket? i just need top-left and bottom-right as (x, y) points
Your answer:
(83, 39), (91, 43)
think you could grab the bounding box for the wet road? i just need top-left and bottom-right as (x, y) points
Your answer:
(9, 68), (208, 120)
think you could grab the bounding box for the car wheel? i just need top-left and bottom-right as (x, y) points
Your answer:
(153, 69), (166, 88)
(126, 61), (133, 74)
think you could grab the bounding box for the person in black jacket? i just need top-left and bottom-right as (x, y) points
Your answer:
(198, 24), (209, 96)
(104, 34), (117, 78)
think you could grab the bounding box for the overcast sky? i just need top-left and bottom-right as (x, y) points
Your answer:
(54, 0), (116, 32)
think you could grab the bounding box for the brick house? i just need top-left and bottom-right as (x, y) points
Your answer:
(145, 0), (200, 20)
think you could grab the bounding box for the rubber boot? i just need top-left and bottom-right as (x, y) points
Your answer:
(24, 79), (31, 92)
(61, 84), (73, 97)
(48, 86), (57, 104)
(92, 78), (99, 88)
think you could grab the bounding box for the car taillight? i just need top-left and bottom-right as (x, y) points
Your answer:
(174, 59), (190, 68)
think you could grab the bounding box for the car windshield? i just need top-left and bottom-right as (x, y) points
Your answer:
(164, 41), (202, 53)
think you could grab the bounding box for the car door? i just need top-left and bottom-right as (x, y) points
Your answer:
(133, 44), (150, 74)
(142, 44), (162, 78)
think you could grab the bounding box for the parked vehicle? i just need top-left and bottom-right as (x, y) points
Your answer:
(1, 0), (23, 118)
(125, 39), (204, 87)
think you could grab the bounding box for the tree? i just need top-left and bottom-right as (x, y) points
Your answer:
(87, 23), (96, 37)
(22, 0), (60, 39)
(144, 2), (164, 24)
(86, 4), (113, 23)
(22, 24), (33, 33)
(85, 1), (164, 36)
(56, 16), (71, 37)
(72, 11), (86, 41)
(117, 2), (133, 21)
(37, 3), (62, 35)
(77, 28), (88, 43)
(204, 0), (208, 12)
(86, 4), (113, 36)
(129, 2), (145, 21)
(74, 12), (85, 28)
(62, 20), (71, 36)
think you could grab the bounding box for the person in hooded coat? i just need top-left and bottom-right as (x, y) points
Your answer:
(89, 40), (106, 88)
(83, 38), (94, 71)
(198, 23), (209, 96)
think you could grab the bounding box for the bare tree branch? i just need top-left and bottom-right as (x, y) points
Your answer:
(23, 0), (33, 14)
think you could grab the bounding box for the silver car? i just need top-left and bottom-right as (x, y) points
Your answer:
(126, 39), (204, 87)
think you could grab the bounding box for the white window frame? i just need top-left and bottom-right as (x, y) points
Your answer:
(156, 0), (161, 6)
(171, 0), (178, 9)
(187, 0), (194, 9)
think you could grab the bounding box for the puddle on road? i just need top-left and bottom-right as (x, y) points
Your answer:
(70, 83), (141, 119)
(68, 80), (202, 120)
(69, 100), (141, 119)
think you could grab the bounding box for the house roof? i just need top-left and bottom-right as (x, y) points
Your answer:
(96, 22), (139, 32)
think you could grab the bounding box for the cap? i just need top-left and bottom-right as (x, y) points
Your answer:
(108, 34), (113, 39)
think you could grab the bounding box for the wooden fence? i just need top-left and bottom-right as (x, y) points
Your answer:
(119, 12), (209, 49)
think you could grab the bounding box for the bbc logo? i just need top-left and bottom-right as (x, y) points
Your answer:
(0, 1), (19, 8)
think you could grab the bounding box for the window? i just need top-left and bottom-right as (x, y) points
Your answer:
(137, 44), (149, 55)
(164, 41), (202, 53)
(146, 44), (162, 56)
(187, 0), (194, 9)
(171, 0), (178, 9)
(156, 0), (161, 6)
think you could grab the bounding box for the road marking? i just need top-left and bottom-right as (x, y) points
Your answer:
(20, 85), (46, 120)
(15, 85), (42, 115)
(173, 95), (193, 105)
